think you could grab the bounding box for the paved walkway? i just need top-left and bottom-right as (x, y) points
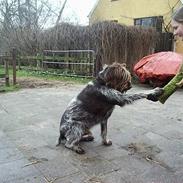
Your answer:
(0, 85), (183, 183)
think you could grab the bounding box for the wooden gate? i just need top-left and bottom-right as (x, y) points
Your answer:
(0, 54), (9, 86)
(0, 48), (17, 87)
(42, 50), (96, 77)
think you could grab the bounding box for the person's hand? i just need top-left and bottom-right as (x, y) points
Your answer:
(147, 87), (164, 102)
(176, 78), (183, 88)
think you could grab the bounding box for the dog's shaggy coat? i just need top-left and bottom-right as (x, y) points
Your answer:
(57, 63), (162, 154)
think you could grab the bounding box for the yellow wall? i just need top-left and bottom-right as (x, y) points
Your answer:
(89, 0), (183, 53)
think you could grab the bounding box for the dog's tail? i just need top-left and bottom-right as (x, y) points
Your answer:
(56, 131), (65, 146)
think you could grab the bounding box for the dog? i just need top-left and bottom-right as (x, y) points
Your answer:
(57, 62), (163, 154)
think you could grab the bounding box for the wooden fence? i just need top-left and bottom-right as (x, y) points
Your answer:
(42, 50), (96, 77)
(0, 48), (17, 86)
(18, 50), (96, 78)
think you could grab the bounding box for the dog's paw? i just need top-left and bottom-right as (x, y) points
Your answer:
(75, 146), (85, 154)
(81, 134), (94, 142)
(147, 87), (164, 102)
(56, 143), (60, 147)
(103, 139), (112, 146)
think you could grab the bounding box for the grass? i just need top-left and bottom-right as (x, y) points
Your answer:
(0, 85), (20, 93)
(0, 67), (91, 93)
(16, 69), (91, 84)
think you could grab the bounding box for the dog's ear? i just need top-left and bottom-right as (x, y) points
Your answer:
(103, 64), (108, 69)
(98, 64), (109, 80)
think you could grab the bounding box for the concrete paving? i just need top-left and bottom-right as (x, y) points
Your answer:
(0, 84), (183, 183)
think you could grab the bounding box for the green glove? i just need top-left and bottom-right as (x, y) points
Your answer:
(158, 63), (183, 104)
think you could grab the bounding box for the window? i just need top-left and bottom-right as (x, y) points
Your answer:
(111, 20), (118, 23)
(134, 16), (163, 32)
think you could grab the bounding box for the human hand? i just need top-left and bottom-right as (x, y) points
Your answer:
(176, 78), (183, 88)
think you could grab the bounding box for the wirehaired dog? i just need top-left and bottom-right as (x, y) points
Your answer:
(57, 63), (163, 154)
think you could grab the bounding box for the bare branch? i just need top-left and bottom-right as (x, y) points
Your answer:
(55, 0), (67, 25)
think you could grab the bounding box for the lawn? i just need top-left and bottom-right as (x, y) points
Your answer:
(0, 68), (91, 93)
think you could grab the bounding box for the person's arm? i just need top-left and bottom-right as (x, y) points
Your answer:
(158, 64), (183, 104)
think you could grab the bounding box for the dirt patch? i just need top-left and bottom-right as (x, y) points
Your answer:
(17, 77), (75, 88)
(122, 142), (174, 172)
(0, 77), (76, 89)
(123, 142), (161, 158)
(86, 177), (103, 183)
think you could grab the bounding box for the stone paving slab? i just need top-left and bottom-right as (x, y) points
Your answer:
(0, 85), (183, 183)
(0, 158), (41, 183)
(4, 175), (45, 183)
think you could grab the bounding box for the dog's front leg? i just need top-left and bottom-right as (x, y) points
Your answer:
(80, 128), (94, 142)
(101, 121), (112, 146)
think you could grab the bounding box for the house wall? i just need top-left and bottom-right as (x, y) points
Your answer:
(89, 0), (183, 54)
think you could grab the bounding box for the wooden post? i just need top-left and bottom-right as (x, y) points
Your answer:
(42, 51), (45, 71)
(18, 54), (21, 70)
(36, 53), (40, 70)
(5, 53), (9, 86)
(94, 55), (102, 77)
(93, 52), (96, 77)
(12, 48), (17, 85)
(66, 51), (69, 74)
(89, 52), (92, 76)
